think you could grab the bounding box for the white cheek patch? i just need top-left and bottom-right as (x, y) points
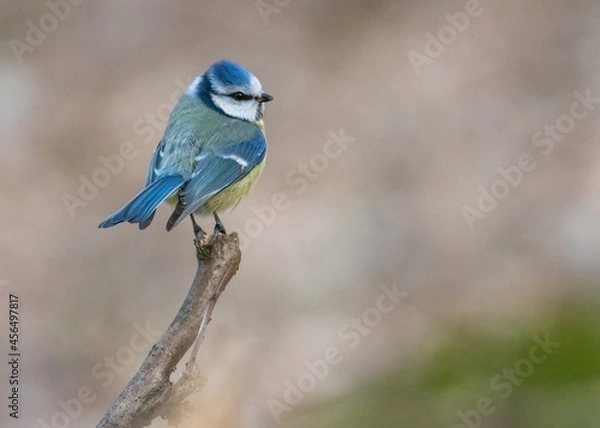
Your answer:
(211, 94), (259, 122)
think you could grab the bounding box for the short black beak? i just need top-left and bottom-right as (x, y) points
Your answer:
(259, 92), (274, 103)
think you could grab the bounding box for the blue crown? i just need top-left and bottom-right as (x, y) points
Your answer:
(207, 60), (253, 88)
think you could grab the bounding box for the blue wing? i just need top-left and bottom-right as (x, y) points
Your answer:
(98, 174), (185, 229)
(145, 139), (166, 187)
(136, 140), (167, 229)
(99, 139), (185, 230)
(166, 130), (266, 231)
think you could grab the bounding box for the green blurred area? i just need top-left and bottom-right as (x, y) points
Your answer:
(282, 298), (600, 428)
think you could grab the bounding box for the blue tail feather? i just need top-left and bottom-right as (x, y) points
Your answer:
(98, 175), (184, 229)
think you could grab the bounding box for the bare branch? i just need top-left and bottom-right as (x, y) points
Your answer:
(97, 232), (242, 428)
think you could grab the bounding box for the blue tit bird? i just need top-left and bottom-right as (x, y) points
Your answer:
(98, 60), (273, 233)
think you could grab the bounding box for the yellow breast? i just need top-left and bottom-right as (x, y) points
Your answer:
(201, 157), (266, 214)
(166, 157), (266, 214)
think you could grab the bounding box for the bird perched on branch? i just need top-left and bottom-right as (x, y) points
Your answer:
(98, 60), (273, 234)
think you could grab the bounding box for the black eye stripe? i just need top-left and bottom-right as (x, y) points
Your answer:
(230, 92), (253, 101)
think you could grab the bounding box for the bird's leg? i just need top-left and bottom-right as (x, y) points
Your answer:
(213, 212), (227, 236)
(190, 213), (205, 238)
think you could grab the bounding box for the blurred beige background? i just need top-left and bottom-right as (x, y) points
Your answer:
(1, 0), (600, 427)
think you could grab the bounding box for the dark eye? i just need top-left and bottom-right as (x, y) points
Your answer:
(230, 91), (251, 101)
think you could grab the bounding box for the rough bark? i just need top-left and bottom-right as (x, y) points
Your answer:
(97, 232), (242, 428)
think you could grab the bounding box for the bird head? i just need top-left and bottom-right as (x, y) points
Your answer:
(188, 60), (273, 122)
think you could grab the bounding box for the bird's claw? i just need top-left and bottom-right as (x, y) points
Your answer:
(190, 214), (206, 240)
(211, 212), (227, 242)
